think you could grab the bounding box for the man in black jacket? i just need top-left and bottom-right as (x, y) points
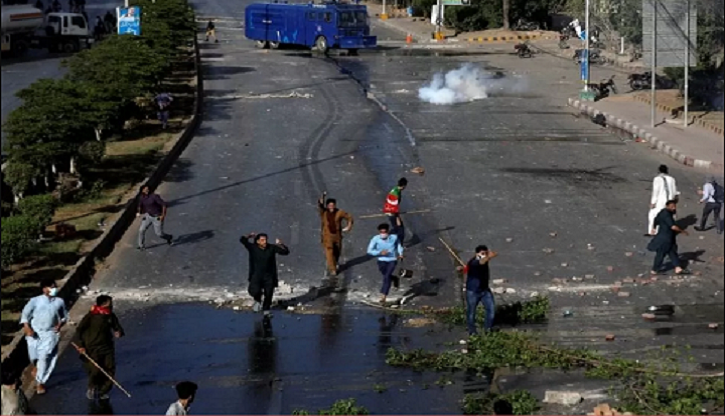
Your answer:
(73, 295), (125, 401)
(240, 233), (290, 316)
(648, 200), (690, 276)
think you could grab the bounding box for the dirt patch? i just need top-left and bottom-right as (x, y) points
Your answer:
(0, 51), (197, 355)
(404, 317), (437, 328)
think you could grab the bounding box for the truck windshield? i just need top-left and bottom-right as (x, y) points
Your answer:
(338, 11), (367, 27)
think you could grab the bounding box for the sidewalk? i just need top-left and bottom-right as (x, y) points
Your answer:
(366, 3), (556, 45)
(631, 89), (724, 136)
(535, 41), (646, 72)
(569, 95), (724, 172)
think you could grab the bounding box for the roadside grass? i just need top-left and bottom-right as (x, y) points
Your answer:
(0, 50), (196, 355)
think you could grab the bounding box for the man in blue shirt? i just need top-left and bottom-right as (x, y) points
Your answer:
(19, 278), (68, 395)
(464, 245), (498, 336)
(367, 223), (404, 305)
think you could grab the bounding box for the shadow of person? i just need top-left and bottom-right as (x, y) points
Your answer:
(88, 398), (114, 415)
(248, 317), (278, 376)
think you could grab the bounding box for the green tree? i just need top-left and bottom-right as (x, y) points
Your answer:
(17, 194), (58, 235)
(3, 162), (40, 201)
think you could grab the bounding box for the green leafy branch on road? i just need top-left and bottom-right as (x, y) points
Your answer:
(293, 399), (370, 415)
(385, 330), (725, 415)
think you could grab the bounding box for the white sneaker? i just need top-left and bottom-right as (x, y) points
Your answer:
(252, 302), (262, 312)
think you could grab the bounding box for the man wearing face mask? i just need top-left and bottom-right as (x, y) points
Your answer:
(73, 295), (125, 401)
(367, 223), (404, 305)
(19, 278), (68, 395)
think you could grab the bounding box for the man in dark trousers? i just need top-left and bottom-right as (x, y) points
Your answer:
(136, 184), (174, 250)
(464, 245), (499, 336)
(240, 233), (290, 316)
(383, 178), (408, 245)
(648, 200), (690, 275)
(696, 175), (724, 234)
(73, 295), (124, 401)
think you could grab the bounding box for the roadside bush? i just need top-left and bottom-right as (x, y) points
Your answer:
(1, 215), (39, 269)
(17, 194), (58, 234)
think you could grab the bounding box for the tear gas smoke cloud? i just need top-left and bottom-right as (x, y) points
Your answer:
(418, 63), (528, 105)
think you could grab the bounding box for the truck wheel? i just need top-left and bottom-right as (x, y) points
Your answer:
(347, 49), (358, 56)
(315, 36), (328, 54)
(255, 40), (269, 49)
(269, 41), (280, 49)
(62, 41), (77, 53)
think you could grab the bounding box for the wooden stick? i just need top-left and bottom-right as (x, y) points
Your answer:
(438, 237), (465, 267)
(359, 209), (431, 219)
(71, 342), (132, 398)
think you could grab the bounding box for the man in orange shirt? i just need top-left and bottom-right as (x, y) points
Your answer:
(318, 192), (354, 276)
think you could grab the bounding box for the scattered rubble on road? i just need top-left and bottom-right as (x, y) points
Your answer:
(543, 391), (583, 406)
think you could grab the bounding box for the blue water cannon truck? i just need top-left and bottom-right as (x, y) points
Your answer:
(244, 1), (377, 54)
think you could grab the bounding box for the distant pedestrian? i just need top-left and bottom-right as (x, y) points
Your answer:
(166, 381), (197, 416)
(155, 92), (173, 129)
(383, 177), (408, 244)
(19, 278), (68, 395)
(205, 20), (218, 43)
(73, 295), (125, 401)
(648, 165), (678, 236)
(648, 200), (689, 275)
(240, 233), (290, 316)
(136, 184), (174, 250)
(1, 368), (28, 416)
(104, 10), (116, 33)
(317, 192), (354, 276)
(94, 17), (106, 40)
(366, 223), (404, 305)
(464, 245), (498, 336)
(695, 175), (724, 234)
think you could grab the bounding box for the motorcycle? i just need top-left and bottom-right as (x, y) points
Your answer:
(513, 19), (539, 31)
(628, 72), (674, 90)
(587, 76), (618, 100)
(514, 42), (533, 58)
(573, 48), (607, 65)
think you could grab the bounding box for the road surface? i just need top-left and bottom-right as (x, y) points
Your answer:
(26, 0), (724, 413)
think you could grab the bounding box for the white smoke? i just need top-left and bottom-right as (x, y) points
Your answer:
(418, 63), (527, 105)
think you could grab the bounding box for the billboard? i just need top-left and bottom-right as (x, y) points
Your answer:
(117, 6), (141, 36)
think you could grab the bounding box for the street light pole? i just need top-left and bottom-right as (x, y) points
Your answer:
(584, 0), (590, 92)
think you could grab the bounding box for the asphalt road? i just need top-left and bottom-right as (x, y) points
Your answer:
(1, 0), (120, 151)
(25, 0), (725, 412)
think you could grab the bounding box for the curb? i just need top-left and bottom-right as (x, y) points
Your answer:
(465, 34), (556, 43)
(568, 97), (724, 172)
(633, 93), (725, 137)
(533, 44), (644, 72)
(0, 37), (204, 382)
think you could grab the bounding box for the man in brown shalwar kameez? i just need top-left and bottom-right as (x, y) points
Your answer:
(318, 192), (354, 276)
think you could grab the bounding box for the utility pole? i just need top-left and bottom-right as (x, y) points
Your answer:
(579, 0), (595, 100)
(650, 0), (657, 128)
(434, 0), (443, 40)
(683, 0), (690, 129)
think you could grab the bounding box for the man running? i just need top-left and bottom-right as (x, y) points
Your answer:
(155, 92), (173, 129)
(19, 278), (68, 395)
(383, 178), (408, 244)
(240, 233), (290, 316)
(367, 223), (404, 305)
(318, 192), (354, 276)
(73, 295), (125, 401)
(166, 381), (198, 415)
(136, 184), (174, 250)
(205, 20), (218, 43)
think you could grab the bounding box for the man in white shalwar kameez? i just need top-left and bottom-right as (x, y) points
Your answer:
(19, 278), (68, 395)
(648, 164), (679, 235)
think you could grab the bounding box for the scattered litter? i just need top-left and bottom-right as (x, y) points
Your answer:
(623, 278), (635, 284)
(493, 279), (506, 285)
(505, 238), (514, 243)
(625, 252), (634, 257)
(544, 199), (552, 204)
(607, 266), (615, 272)
(533, 271), (542, 276)
(287, 306), (295, 312)
(642, 313), (656, 321)
(426, 246), (436, 252)
(587, 244), (595, 250)
(563, 310), (573, 317)
(605, 334), (616, 341)
(461, 348), (469, 354)
(579, 292), (586, 297)
(549, 232), (558, 237)
(548, 286), (561, 292)
(233, 306), (240, 311)
(561, 262), (569, 267)
(571, 276), (583, 282)
(410, 167), (425, 175)
(459, 339), (467, 345)
(611, 286), (621, 293)
(493, 287), (506, 294)
(542, 248), (555, 254)
(243, 91), (313, 99)
(530, 291), (540, 298)
(603, 300), (610, 305)
(618, 292), (631, 297)
(709, 323), (719, 330)
(505, 288), (516, 294)
(585, 274), (595, 280)
(543, 391), (583, 406)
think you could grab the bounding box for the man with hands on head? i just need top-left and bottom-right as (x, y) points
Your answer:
(240, 232), (290, 316)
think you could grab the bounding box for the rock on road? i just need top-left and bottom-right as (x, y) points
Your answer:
(28, 0), (724, 412)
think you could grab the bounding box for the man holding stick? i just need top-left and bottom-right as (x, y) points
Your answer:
(318, 192), (354, 276)
(73, 295), (125, 401)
